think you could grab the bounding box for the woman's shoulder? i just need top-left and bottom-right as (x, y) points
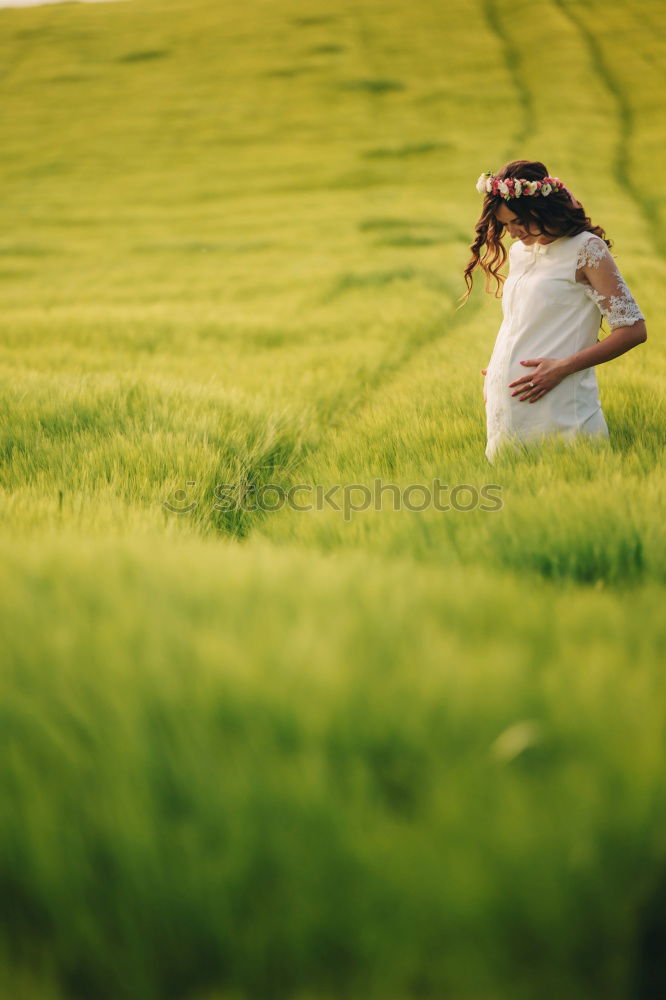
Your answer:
(572, 232), (612, 269)
(546, 231), (612, 272)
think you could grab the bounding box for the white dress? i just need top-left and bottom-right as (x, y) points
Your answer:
(483, 231), (645, 463)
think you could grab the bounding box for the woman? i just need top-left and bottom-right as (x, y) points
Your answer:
(459, 160), (647, 463)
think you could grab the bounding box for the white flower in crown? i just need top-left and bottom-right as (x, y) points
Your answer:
(541, 182), (553, 196)
(498, 180), (510, 198)
(476, 172), (493, 194)
(523, 180), (538, 196)
(513, 179), (523, 197)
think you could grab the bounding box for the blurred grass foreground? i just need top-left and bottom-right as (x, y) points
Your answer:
(1, 0), (666, 998)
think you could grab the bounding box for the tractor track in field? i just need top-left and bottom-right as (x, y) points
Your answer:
(481, 0), (535, 155)
(265, 287), (485, 482)
(551, 0), (666, 258)
(213, 283), (486, 543)
(308, 289), (484, 446)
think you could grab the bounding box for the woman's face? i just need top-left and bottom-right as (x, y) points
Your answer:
(494, 202), (543, 244)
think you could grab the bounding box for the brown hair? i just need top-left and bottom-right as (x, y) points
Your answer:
(458, 159), (612, 308)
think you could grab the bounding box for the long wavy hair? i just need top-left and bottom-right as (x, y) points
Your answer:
(458, 159), (612, 308)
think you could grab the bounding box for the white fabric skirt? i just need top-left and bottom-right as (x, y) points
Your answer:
(485, 406), (610, 464)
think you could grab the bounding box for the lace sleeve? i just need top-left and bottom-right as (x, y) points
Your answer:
(576, 234), (645, 329)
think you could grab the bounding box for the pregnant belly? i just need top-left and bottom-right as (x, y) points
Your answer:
(486, 353), (588, 434)
(510, 377), (578, 433)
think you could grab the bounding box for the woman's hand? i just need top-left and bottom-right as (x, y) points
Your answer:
(508, 358), (567, 403)
(481, 367), (488, 404)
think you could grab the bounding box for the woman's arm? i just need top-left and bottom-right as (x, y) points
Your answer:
(558, 319), (647, 377)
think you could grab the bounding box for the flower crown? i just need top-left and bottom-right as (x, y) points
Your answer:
(476, 171), (567, 200)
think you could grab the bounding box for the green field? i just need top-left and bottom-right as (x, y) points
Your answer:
(1, 1), (665, 997)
